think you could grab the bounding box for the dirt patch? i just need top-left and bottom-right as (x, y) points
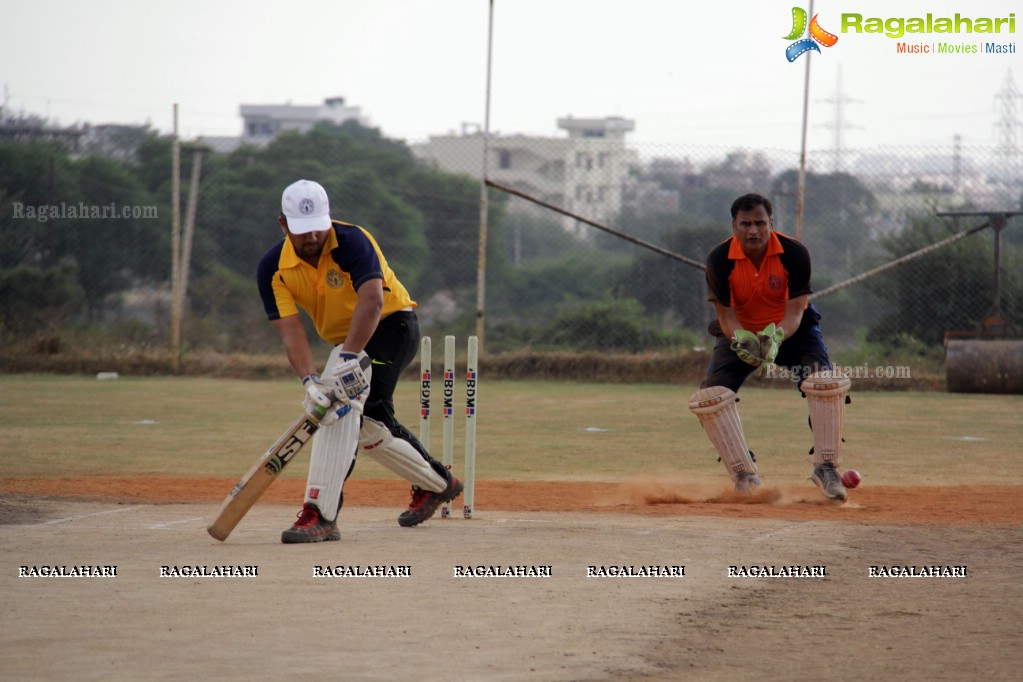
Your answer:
(2, 476), (1018, 525)
(3, 483), (1020, 681)
(0, 496), (57, 525)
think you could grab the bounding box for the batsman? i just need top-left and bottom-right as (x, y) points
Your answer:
(688, 193), (852, 500)
(256, 179), (462, 543)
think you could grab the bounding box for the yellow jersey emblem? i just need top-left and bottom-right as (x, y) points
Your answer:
(326, 268), (343, 289)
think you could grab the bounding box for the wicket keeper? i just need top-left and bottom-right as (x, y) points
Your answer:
(688, 193), (852, 500)
(257, 179), (462, 542)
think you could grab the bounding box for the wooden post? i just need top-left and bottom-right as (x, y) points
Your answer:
(178, 145), (205, 343)
(170, 104), (181, 372)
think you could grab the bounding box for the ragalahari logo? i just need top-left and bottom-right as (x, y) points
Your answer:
(784, 7), (839, 61)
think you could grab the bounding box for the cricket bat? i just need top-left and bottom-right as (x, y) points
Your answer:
(207, 406), (326, 541)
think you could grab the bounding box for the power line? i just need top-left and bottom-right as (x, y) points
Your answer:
(816, 64), (861, 173)
(993, 70), (1022, 183)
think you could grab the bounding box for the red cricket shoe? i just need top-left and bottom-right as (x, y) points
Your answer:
(398, 476), (464, 527)
(281, 503), (341, 543)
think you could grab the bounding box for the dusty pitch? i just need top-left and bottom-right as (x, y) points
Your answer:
(1, 478), (1020, 681)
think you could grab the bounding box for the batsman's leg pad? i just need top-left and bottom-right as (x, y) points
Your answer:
(801, 371), (851, 466)
(305, 408), (361, 523)
(303, 347), (373, 522)
(688, 386), (757, 481)
(360, 418), (447, 493)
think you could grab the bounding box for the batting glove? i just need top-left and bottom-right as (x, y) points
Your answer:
(301, 374), (332, 421)
(317, 402), (353, 427)
(328, 352), (370, 403)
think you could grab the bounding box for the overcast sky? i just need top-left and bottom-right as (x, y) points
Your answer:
(1, 0), (1018, 152)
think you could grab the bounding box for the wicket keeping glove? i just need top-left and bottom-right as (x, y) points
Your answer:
(730, 330), (763, 367)
(757, 323), (784, 367)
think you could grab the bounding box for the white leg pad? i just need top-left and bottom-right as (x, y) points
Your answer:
(801, 371), (851, 467)
(303, 346), (371, 522)
(305, 409), (361, 522)
(688, 386), (757, 481)
(359, 418), (447, 493)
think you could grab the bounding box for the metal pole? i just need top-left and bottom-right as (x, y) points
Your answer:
(475, 0), (495, 349)
(795, 0), (814, 240)
(991, 215), (1003, 325)
(486, 179), (705, 270)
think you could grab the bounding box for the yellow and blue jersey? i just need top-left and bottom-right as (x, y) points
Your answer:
(257, 220), (415, 345)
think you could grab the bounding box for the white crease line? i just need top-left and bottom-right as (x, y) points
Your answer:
(149, 516), (205, 529)
(38, 505), (147, 526)
(751, 522), (811, 543)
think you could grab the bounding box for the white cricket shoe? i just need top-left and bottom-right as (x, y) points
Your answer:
(811, 463), (847, 501)
(734, 472), (762, 494)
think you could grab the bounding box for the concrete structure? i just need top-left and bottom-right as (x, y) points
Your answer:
(414, 116), (637, 238)
(239, 97), (368, 141)
(0, 115), (85, 151)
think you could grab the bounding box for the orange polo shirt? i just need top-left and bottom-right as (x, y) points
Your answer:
(705, 232), (812, 332)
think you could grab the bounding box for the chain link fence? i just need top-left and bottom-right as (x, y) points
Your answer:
(1, 118), (1020, 374)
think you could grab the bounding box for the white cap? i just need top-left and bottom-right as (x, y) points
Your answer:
(281, 179), (332, 234)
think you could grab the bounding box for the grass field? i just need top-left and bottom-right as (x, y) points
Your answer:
(2, 374), (1019, 488)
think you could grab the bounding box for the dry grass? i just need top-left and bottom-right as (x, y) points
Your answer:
(0, 375), (1018, 489)
(0, 343), (945, 389)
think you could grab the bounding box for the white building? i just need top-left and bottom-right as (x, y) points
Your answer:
(414, 116), (637, 238)
(239, 97), (368, 140)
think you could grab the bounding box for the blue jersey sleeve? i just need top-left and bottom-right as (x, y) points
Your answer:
(256, 241), (286, 320)
(330, 223), (384, 290)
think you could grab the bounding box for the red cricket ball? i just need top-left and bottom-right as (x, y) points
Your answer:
(841, 469), (862, 489)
